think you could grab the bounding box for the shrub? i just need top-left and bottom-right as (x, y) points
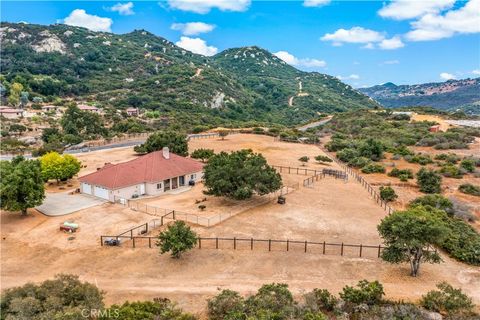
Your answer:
(198, 204), (206, 211)
(336, 148), (359, 162)
(405, 153), (433, 165)
(388, 168), (414, 181)
(348, 157), (371, 168)
(439, 164), (465, 179)
(460, 159), (476, 173)
(409, 194), (454, 215)
(156, 221), (198, 258)
(207, 289), (245, 320)
(105, 298), (196, 320)
(379, 186), (398, 202)
(434, 153), (460, 164)
(417, 168), (442, 194)
(420, 282), (474, 314)
(458, 184), (480, 197)
(191, 148), (215, 162)
(388, 145), (414, 156)
(0, 274), (104, 319)
(245, 283), (296, 319)
(361, 163), (386, 174)
(304, 289), (337, 312)
(299, 156), (310, 166)
(339, 280), (384, 305)
(314, 155), (332, 163)
(439, 216), (480, 265)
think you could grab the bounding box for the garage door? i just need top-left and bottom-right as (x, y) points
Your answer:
(94, 186), (109, 200)
(81, 183), (92, 194)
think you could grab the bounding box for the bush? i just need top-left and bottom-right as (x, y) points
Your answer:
(191, 148), (214, 162)
(405, 153), (433, 165)
(434, 153), (460, 164)
(361, 163), (386, 174)
(304, 289), (337, 312)
(458, 184), (480, 196)
(156, 221), (198, 258)
(420, 282), (474, 315)
(409, 194), (454, 215)
(0, 274), (104, 319)
(104, 298), (196, 320)
(460, 159), (476, 173)
(245, 283), (296, 319)
(348, 156), (371, 168)
(439, 216), (480, 265)
(314, 155), (332, 163)
(439, 164), (465, 179)
(417, 168), (442, 194)
(207, 289), (245, 320)
(379, 186), (397, 202)
(339, 280), (384, 305)
(299, 156), (310, 165)
(336, 148), (359, 162)
(388, 168), (414, 181)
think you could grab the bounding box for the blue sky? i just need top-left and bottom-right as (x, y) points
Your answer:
(1, 0), (479, 87)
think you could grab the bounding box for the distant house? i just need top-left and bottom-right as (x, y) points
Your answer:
(0, 107), (24, 119)
(41, 105), (57, 112)
(78, 104), (100, 113)
(429, 125), (441, 132)
(79, 147), (204, 202)
(126, 107), (139, 116)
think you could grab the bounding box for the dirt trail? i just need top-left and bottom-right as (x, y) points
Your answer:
(411, 113), (452, 132)
(192, 68), (203, 79)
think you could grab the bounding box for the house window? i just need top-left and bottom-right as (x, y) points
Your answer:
(191, 174), (196, 180)
(179, 176), (185, 186)
(157, 183), (162, 190)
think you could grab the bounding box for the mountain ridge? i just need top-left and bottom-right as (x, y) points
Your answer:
(0, 22), (379, 126)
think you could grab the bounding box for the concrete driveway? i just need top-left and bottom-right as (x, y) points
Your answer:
(36, 192), (107, 216)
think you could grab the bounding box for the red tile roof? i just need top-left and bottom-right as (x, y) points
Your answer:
(79, 151), (204, 189)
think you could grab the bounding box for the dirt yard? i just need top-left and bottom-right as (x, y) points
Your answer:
(1, 134), (479, 316)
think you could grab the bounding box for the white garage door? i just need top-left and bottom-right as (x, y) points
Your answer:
(81, 183), (92, 194)
(94, 186), (109, 200)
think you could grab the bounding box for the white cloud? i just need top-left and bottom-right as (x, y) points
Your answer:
(440, 72), (456, 80)
(378, 36), (405, 49)
(63, 9), (112, 32)
(381, 60), (400, 65)
(274, 51), (326, 68)
(378, 0), (455, 20)
(171, 22), (215, 35)
(472, 69), (480, 75)
(337, 74), (360, 80)
(406, 0), (480, 41)
(303, 0), (330, 7)
(175, 36), (218, 56)
(109, 2), (134, 15)
(361, 43), (375, 49)
(167, 0), (250, 14)
(321, 27), (385, 44)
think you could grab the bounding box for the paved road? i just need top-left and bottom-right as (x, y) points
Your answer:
(297, 117), (332, 132)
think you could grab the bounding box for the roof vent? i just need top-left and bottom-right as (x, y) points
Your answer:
(162, 147), (170, 159)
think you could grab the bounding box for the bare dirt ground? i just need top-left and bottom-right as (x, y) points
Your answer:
(1, 134), (479, 316)
(410, 113), (452, 131)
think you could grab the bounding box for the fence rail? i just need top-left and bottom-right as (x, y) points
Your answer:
(118, 184), (298, 228)
(100, 235), (389, 258)
(318, 147), (394, 214)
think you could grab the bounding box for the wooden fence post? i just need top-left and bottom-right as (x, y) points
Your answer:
(216, 237), (219, 249)
(341, 243), (344, 256)
(234, 237), (236, 250)
(199, 238), (202, 249)
(251, 238), (254, 250)
(323, 241), (325, 254)
(378, 245), (381, 258)
(359, 244), (362, 257)
(286, 239), (289, 251)
(100, 236), (103, 246)
(304, 241), (307, 253)
(149, 237), (152, 248)
(133, 237), (136, 248)
(268, 239), (271, 251)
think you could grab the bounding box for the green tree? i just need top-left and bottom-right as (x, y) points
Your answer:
(409, 194), (454, 215)
(40, 152), (81, 183)
(379, 186), (397, 202)
(203, 149), (282, 200)
(20, 91), (29, 108)
(299, 156), (310, 166)
(377, 207), (448, 277)
(60, 104), (106, 138)
(134, 131), (188, 156)
(0, 156), (45, 215)
(359, 138), (384, 161)
(156, 221), (198, 259)
(190, 148), (215, 163)
(416, 168), (442, 194)
(208, 289), (245, 320)
(7, 82), (23, 106)
(245, 283), (295, 319)
(9, 124), (27, 135)
(41, 127), (62, 143)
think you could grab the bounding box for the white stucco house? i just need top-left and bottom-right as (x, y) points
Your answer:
(79, 147), (204, 202)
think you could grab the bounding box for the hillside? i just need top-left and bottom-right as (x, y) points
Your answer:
(0, 22), (379, 126)
(359, 78), (480, 114)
